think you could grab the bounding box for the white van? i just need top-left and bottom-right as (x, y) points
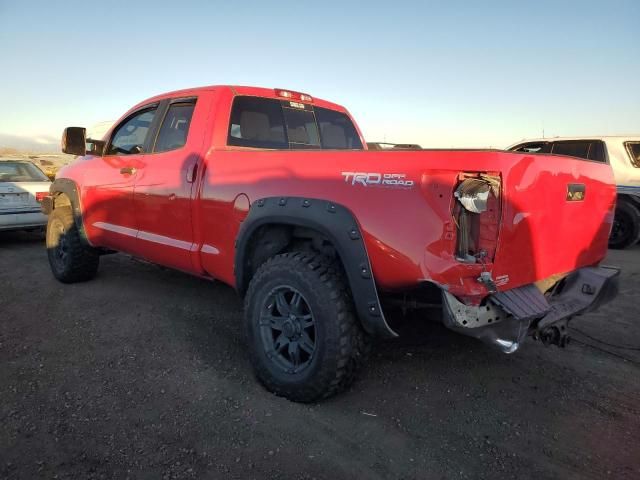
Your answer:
(507, 136), (640, 249)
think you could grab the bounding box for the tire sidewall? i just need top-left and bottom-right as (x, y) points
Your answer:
(46, 209), (73, 278)
(610, 201), (640, 249)
(245, 260), (342, 392)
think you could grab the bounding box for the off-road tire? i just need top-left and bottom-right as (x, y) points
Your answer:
(46, 207), (99, 283)
(609, 199), (640, 249)
(244, 252), (371, 403)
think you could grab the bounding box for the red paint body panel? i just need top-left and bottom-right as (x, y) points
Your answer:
(57, 85), (616, 306)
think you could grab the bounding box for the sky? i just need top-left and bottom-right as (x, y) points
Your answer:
(0, 0), (638, 149)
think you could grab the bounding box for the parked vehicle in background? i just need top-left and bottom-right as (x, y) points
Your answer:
(508, 136), (640, 249)
(45, 86), (619, 402)
(0, 159), (51, 232)
(367, 142), (422, 150)
(28, 155), (73, 181)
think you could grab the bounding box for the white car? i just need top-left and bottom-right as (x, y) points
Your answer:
(0, 159), (51, 232)
(507, 136), (640, 249)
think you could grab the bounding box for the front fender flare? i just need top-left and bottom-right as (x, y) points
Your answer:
(48, 178), (86, 237)
(235, 197), (398, 339)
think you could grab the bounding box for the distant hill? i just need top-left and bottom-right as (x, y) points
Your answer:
(0, 133), (59, 153)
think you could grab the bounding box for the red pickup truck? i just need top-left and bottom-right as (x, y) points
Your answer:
(45, 85), (619, 402)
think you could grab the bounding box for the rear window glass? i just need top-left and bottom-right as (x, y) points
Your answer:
(0, 162), (49, 182)
(588, 141), (606, 162)
(626, 142), (640, 168)
(552, 141), (590, 159)
(552, 141), (606, 162)
(511, 142), (550, 153)
(282, 107), (320, 148)
(227, 96), (363, 150)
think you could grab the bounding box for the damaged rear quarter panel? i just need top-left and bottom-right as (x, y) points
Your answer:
(413, 151), (615, 302)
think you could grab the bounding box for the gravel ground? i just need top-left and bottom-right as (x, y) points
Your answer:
(1, 232), (639, 479)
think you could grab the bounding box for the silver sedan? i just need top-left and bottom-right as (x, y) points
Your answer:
(0, 159), (51, 232)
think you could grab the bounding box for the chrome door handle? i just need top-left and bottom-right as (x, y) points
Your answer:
(120, 167), (136, 175)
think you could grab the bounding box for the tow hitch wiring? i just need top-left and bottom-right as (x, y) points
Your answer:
(570, 327), (640, 366)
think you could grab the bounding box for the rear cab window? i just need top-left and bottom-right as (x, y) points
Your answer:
(228, 96), (363, 150)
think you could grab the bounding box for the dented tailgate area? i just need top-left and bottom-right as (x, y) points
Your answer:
(437, 166), (620, 352)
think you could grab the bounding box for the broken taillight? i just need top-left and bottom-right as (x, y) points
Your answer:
(453, 174), (501, 263)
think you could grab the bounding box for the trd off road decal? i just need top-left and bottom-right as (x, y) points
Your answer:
(341, 172), (414, 188)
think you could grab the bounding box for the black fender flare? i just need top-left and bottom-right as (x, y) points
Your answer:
(235, 197), (398, 339)
(46, 178), (86, 236)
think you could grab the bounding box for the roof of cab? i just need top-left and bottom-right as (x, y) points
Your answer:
(133, 85), (347, 113)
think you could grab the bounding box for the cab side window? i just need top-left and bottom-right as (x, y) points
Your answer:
(107, 107), (157, 155)
(228, 96), (288, 149)
(153, 100), (196, 153)
(315, 107), (363, 149)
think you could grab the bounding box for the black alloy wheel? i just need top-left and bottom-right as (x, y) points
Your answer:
(260, 286), (316, 374)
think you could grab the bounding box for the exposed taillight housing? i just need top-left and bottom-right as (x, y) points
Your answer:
(35, 192), (48, 203)
(453, 174), (501, 263)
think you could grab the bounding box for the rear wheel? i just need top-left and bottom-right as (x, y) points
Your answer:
(244, 252), (370, 402)
(46, 207), (99, 283)
(609, 199), (640, 249)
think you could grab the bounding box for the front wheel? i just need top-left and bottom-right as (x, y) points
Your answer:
(244, 252), (370, 402)
(609, 200), (640, 249)
(46, 207), (99, 283)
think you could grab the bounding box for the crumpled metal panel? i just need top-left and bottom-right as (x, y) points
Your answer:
(442, 282), (550, 354)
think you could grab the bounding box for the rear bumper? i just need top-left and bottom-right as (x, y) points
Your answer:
(442, 266), (620, 352)
(529, 266), (619, 347)
(536, 266), (619, 328)
(0, 210), (47, 231)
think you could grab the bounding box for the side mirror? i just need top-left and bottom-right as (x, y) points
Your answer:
(61, 127), (86, 156)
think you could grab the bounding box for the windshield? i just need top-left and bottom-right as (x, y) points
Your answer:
(0, 161), (49, 182)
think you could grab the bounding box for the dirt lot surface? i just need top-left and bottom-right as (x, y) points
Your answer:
(1, 233), (639, 479)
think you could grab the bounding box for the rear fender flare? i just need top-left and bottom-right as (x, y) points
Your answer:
(235, 197), (398, 339)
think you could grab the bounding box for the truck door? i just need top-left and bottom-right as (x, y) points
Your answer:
(130, 97), (200, 271)
(82, 105), (159, 252)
